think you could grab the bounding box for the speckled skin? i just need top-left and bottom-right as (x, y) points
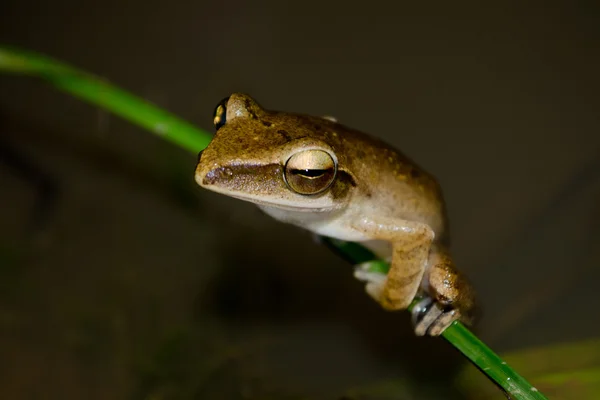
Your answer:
(195, 94), (476, 336)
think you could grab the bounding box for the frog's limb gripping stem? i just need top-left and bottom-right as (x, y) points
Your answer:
(354, 261), (387, 300)
(411, 297), (460, 336)
(355, 260), (460, 336)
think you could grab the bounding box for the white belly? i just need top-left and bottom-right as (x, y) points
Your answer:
(257, 204), (369, 242)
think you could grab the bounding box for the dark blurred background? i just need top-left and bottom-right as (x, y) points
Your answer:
(1, 2), (599, 399)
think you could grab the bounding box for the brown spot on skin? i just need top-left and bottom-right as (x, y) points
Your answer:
(387, 270), (423, 289)
(277, 129), (292, 141)
(380, 264), (429, 309)
(313, 124), (321, 131)
(328, 170), (356, 200)
(262, 120), (272, 127)
(341, 170), (357, 187)
(244, 98), (259, 119)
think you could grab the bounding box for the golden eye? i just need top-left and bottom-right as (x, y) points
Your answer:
(284, 150), (336, 195)
(212, 96), (230, 130)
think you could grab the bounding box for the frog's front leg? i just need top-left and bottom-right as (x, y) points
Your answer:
(351, 217), (434, 311)
(351, 217), (476, 336)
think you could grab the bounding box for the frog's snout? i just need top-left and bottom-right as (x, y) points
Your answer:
(194, 149), (211, 188)
(199, 166), (235, 187)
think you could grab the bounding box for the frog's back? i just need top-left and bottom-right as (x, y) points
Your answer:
(323, 119), (450, 240)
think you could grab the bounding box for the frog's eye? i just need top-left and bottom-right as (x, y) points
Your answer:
(284, 150), (336, 195)
(212, 96), (230, 130)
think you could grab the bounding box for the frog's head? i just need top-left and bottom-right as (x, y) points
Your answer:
(195, 93), (357, 212)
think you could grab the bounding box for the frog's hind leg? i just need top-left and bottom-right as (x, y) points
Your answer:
(412, 246), (478, 336)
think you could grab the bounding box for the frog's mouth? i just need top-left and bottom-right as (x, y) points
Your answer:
(202, 183), (338, 213)
(195, 158), (344, 212)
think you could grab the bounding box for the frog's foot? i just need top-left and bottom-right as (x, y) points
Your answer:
(353, 261), (387, 302)
(411, 297), (460, 336)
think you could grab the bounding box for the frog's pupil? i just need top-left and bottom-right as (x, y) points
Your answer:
(293, 169), (327, 178)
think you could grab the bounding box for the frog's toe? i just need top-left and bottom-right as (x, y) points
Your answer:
(353, 262), (386, 302)
(428, 309), (459, 336)
(353, 263), (386, 284)
(411, 297), (459, 336)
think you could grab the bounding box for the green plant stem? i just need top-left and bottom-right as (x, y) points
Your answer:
(0, 45), (548, 400)
(0, 46), (212, 152)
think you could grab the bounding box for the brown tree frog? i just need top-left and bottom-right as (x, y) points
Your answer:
(195, 94), (477, 336)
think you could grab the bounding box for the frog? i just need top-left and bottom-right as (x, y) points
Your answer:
(195, 93), (477, 336)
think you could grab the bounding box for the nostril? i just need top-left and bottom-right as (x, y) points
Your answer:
(197, 150), (204, 163)
(203, 166), (233, 185)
